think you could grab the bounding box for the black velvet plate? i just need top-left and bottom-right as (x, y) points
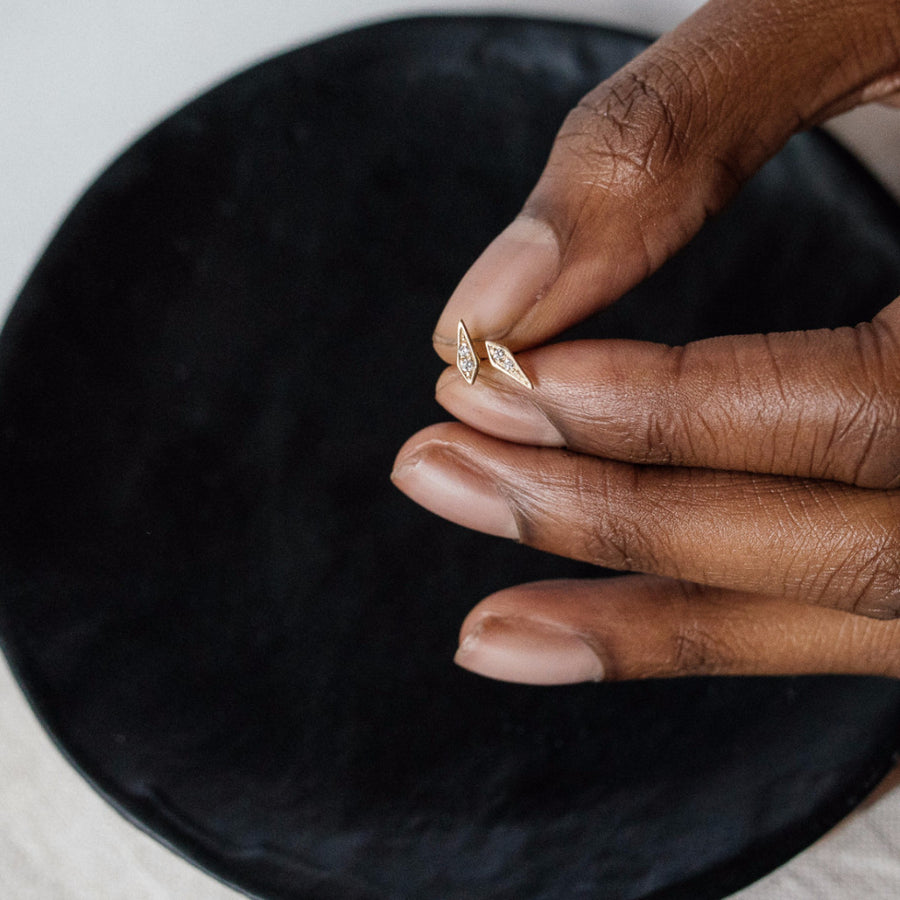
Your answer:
(2, 15), (900, 900)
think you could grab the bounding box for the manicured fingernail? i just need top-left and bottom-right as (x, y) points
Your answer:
(455, 616), (605, 685)
(433, 216), (560, 348)
(436, 368), (565, 446)
(390, 445), (519, 539)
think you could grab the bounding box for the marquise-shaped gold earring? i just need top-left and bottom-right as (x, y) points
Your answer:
(456, 319), (533, 390)
(485, 340), (533, 390)
(456, 319), (479, 385)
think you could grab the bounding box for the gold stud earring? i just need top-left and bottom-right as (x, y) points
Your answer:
(456, 320), (479, 385)
(485, 340), (533, 390)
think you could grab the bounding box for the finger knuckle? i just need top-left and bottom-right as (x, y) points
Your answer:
(638, 404), (679, 465)
(568, 463), (659, 571)
(832, 392), (900, 489)
(549, 45), (742, 214)
(583, 517), (651, 572)
(827, 321), (900, 488)
(556, 67), (689, 200)
(847, 518), (900, 619)
(670, 619), (732, 676)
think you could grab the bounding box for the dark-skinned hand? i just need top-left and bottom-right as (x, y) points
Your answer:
(393, 0), (900, 685)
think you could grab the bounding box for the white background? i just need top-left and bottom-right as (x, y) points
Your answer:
(3, 2), (900, 898)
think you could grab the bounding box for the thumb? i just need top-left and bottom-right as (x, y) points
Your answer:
(433, 0), (900, 361)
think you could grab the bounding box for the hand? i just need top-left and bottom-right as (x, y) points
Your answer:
(392, 0), (900, 685)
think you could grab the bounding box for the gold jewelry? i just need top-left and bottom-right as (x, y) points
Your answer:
(485, 340), (533, 390)
(456, 319), (534, 389)
(456, 320), (479, 385)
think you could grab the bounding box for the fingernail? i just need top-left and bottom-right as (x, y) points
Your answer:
(390, 445), (519, 539)
(433, 216), (560, 348)
(436, 368), (565, 446)
(455, 616), (605, 685)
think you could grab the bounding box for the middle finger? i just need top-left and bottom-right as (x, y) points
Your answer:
(392, 422), (900, 617)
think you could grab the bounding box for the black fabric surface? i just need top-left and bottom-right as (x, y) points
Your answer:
(2, 15), (900, 900)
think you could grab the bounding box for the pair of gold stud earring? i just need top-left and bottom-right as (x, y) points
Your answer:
(456, 320), (533, 390)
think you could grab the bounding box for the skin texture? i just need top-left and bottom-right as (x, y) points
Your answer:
(392, 0), (900, 685)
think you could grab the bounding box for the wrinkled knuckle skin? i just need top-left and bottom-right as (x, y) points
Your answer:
(561, 461), (662, 572)
(848, 523), (900, 620)
(838, 393), (900, 490)
(548, 39), (745, 207)
(838, 320), (900, 489)
(579, 518), (649, 572)
(555, 67), (692, 200)
(670, 622), (730, 676)
(639, 406), (679, 466)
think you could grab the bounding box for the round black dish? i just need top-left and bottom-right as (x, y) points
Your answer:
(2, 15), (900, 900)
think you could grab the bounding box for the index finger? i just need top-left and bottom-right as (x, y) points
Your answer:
(435, 299), (900, 489)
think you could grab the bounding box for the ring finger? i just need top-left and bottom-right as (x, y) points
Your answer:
(391, 422), (900, 618)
